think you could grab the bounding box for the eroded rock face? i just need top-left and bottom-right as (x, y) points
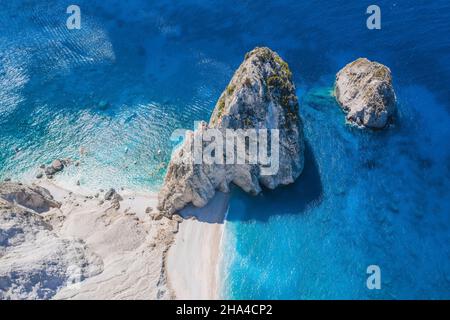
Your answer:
(0, 182), (61, 213)
(158, 47), (305, 215)
(335, 58), (396, 128)
(0, 183), (102, 300)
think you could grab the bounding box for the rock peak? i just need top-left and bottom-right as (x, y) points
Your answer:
(158, 47), (305, 215)
(210, 46), (298, 129)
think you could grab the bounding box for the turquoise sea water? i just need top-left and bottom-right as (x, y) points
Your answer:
(1, 1), (449, 299)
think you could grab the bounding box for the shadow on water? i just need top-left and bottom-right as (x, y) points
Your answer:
(226, 141), (323, 222)
(182, 141), (323, 224)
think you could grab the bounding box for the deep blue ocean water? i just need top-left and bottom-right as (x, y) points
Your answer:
(1, 0), (449, 299)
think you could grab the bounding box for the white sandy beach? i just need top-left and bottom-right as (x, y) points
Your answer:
(44, 182), (174, 300)
(45, 181), (230, 300)
(167, 192), (230, 300)
(1, 177), (228, 299)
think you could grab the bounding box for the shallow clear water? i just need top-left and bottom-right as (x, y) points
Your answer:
(1, 0), (449, 299)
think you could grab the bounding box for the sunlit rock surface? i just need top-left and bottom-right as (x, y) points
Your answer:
(335, 58), (396, 128)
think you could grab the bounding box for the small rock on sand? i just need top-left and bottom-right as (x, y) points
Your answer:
(145, 207), (153, 214)
(113, 193), (123, 202)
(52, 159), (64, 172)
(45, 166), (56, 176)
(151, 212), (164, 221)
(172, 214), (183, 223)
(36, 173), (43, 179)
(104, 188), (115, 200)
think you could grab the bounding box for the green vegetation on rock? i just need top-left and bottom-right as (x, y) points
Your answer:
(266, 58), (299, 122)
(373, 66), (390, 80)
(226, 84), (236, 96)
(212, 96), (226, 125)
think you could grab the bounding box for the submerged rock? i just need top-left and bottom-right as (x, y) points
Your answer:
(98, 100), (109, 110)
(44, 159), (65, 178)
(104, 188), (123, 203)
(158, 47), (305, 215)
(335, 58), (396, 128)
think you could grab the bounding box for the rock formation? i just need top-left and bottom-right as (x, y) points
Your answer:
(158, 47), (305, 215)
(0, 182), (175, 299)
(335, 58), (396, 128)
(0, 182), (61, 213)
(42, 159), (68, 179)
(0, 183), (102, 299)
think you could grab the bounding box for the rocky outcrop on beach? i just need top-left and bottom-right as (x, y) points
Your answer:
(335, 58), (396, 128)
(0, 182), (176, 299)
(158, 47), (305, 215)
(0, 182), (61, 213)
(0, 183), (102, 299)
(39, 159), (71, 179)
